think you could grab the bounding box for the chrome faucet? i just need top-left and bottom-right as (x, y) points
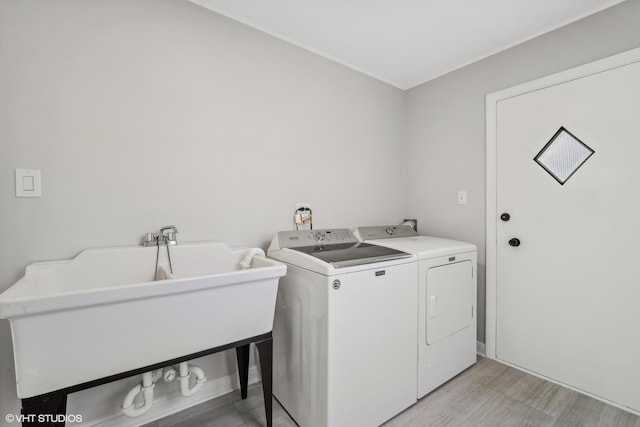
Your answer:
(143, 226), (179, 279)
(142, 225), (179, 246)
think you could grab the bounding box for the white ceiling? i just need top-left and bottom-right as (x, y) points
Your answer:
(190, 0), (626, 90)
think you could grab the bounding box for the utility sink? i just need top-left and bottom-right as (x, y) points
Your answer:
(0, 241), (286, 399)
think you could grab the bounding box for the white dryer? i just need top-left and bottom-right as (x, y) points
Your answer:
(355, 225), (477, 398)
(268, 229), (418, 427)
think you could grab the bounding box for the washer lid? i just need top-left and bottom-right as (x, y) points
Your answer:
(354, 226), (476, 259)
(291, 242), (412, 268)
(367, 236), (476, 259)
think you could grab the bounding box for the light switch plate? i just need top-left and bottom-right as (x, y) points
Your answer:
(16, 169), (42, 197)
(457, 190), (467, 205)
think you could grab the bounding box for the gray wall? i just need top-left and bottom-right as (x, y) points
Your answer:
(0, 0), (406, 422)
(405, 0), (640, 343)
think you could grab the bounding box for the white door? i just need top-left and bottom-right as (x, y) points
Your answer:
(495, 58), (640, 413)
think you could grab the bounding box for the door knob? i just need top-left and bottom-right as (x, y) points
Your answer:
(500, 213), (511, 221)
(508, 238), (521, 247)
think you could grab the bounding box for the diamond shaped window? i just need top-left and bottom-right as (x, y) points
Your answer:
(534, 127), (594, 185)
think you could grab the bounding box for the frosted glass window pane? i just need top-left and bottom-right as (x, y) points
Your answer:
(534, 127), (594, 185)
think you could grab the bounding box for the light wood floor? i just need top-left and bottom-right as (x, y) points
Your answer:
(145, 358), (640, 427)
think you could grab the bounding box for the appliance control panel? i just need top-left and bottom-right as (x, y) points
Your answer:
(354, 224), (418, 240)
(275, 229), (357, 248)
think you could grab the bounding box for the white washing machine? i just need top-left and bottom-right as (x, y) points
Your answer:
(355, 225), (477, 398)
(268, 229), (418, 427)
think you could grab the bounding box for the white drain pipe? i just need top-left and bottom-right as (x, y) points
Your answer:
(121, 363), (206, 417)
(122, 370), (160, 417)
(178, 362), (206, 396)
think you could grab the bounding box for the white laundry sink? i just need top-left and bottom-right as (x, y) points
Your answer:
(0, 241), (286, 399)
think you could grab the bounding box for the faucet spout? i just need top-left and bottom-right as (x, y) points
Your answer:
(159, 225), (178, 245)
(160, 225), (178, 234)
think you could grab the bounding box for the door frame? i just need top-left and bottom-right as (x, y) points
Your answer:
(485, 47), (640, 359)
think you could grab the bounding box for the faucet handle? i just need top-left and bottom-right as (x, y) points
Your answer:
(166, 232), (178, 245)
(142, 232), (159, 247)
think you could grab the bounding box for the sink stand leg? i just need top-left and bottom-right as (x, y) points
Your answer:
(21, 394), (67, 426)
(235, 343), (250, 399)
(256, 337), (273, 427)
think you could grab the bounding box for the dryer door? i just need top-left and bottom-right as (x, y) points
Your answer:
(426, 261), (473, 344)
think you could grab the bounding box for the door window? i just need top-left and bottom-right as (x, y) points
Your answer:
(534, 126), (594, 185)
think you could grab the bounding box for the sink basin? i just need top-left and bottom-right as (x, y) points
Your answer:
(0, 241), (286, 399)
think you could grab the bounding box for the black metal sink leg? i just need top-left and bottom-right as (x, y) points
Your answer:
(256, 337), (273, 427)
(235, 343), (251, 399)
(21, 394), (67, 427)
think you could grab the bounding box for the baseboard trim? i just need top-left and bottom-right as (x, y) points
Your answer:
(476, 341), (486, 357)
(85, 366), (261, 427)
